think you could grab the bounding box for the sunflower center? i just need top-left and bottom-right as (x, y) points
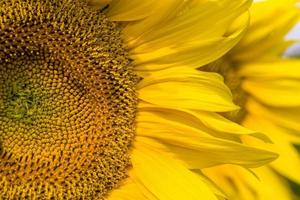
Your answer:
(202, 58), (248, 122)
(0, 0), (137, 199)
(3, 82), (37, 120)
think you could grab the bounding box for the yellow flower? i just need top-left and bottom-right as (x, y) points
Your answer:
(202, 0), (300, 199)
(0, 0), (277, 199)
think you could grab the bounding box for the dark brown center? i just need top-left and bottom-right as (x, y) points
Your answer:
(0, 0), (138, 199)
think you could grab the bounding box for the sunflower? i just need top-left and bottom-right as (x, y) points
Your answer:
(0, 0), (278, 199)
(202, 0), (300, 199)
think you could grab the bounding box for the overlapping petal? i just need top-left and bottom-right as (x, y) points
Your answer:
(138, 67), (238, 112)
(201, 0), (300, 199)
(203, 165), (293, 200)
(232, 0), (300, 61)
(85, 1), (284, 199)
(136, 109), (277, 169)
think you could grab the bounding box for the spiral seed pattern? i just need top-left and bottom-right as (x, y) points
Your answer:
(0, 0), (138, 199)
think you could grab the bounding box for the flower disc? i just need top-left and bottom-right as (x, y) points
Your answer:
(0, 0), (137, 199)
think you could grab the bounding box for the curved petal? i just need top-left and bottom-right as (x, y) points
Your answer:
(242, 113), (300, 185)
(139, 102), (271, 142)
(136, 110), (278, 169)
(232, 0), (300, 61)
(241, 61), (300, 107)
(108, 177), (156, 200)
(245, 98), (300, 135)
(131, 140), (219, 200)
(238, 60), (300, 79)
(138, 67), (239, 112)
(242, 78), (300, 107)
(131, 14), (249, 70)
(123, 0), (251, 46)
(203, 165), (293, 200)
(105, 0), (155, 21)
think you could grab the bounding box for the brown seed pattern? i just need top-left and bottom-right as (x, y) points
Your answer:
(0, 0), (138, 199)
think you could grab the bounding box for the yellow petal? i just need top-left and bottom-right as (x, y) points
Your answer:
(252, 166), (293, 200)
(131, 1), (250, 48)
(242, 112), (300, 185)
(108, 177), (156, 200)
(138, 67), (239, 112)
(203, 165), (258, 200)
(139, 102), (271, 142)
(131, 17), (248, 69)
(242, 78), (300, 107)
(136, 110), (278, 168)
(232, 0), (300, 61)
(131, 141), (219, 200)
(105, 0), (155, 21)
(193, 111), (271, 142)
(192, 169), (227, 200)
(124, 0), (251, 45)
(240, 60), (300, 107)
(239, 60), (300, 79)
(118, 0), (251, 69)
(245, 98), (300, 135)
(203, 165), (293, 200)
(121, 0), (186, 43)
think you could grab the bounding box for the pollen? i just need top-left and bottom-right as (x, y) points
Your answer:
(0, 0), (138, 199)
